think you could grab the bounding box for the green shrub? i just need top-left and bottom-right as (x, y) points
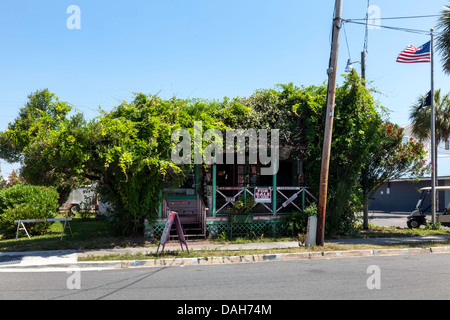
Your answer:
(0, 184), (59, 238)
(227, 197), (256, 215)
(282, 204), (317, 236)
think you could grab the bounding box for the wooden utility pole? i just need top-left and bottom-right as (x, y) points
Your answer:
(361, 51), (366, 81)
(316, 0), (343, 246)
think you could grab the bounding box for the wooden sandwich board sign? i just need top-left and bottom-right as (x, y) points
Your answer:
(156, 211), (189, 256)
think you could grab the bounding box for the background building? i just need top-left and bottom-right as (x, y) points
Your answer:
(369, 123), (450, 213)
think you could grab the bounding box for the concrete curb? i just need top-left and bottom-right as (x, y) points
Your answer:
(1, 246), (449, 271)
(115, 246), (450, 269)
(2, 237), (450, 271)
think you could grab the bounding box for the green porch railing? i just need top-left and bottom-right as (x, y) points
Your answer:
(214, 186), (316, 216)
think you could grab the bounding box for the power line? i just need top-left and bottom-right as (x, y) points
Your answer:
(348, 14), (441, 21)
(342, 22), (352, 61)
(344, 19), (443, 36)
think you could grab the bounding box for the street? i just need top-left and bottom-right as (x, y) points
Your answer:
(370, 212), (410, 228)
(369, 211), (449, 229)
(1, 252), (450, 300)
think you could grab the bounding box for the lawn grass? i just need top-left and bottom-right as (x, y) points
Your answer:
(0, 213), (155, 252)
(2, 215), (450, 253)
(357, 224), (450, 238)
(78, 239), (450, 262)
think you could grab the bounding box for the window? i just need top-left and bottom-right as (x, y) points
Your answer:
(402, 136), (409, 144)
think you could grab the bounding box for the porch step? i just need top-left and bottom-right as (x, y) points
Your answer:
(169, 229), (204, 235)
(186, 234), (206, 238)
(183, 227), (203, 231)
(167, 223), (205, 238)
(164, 197), (206, 239)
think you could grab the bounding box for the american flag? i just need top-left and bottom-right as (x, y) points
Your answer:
(396, 41), (431, 63)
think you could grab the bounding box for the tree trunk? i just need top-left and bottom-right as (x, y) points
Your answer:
(363, 199), (369, 230)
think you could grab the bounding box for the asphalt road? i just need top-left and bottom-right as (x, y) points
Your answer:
(1, 252), (450, 300)
(370, 212), (410, 228)
(369, 211), (449, 229)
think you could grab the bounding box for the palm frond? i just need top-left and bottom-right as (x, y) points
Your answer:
(436, 5), (450, 74)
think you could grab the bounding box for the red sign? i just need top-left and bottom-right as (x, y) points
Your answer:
(254, 188), (272, 203)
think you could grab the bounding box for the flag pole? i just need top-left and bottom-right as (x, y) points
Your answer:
(430, 28), (437, 224)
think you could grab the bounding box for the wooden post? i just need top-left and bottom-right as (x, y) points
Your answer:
(212, 161), (217, 217)
(272, 150), (278, 216)
(195, 164), (201, 195)
(157, 189), (163, 219)
(302, 188), (305, 213)
(316, 0), (343, 246)
(361, 51), (366, 81)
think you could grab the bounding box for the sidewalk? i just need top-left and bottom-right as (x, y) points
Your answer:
(1, 235), (450, 271)
(77, 235), (450, 257)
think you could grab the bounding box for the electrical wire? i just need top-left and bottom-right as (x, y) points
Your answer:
(347, 14), (441, 21)
(344, 19), (444, 36)
(342, 22), (352, 61)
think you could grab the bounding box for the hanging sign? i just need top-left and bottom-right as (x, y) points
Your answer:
(156, 211), (189, 255)
(254, 188), (272, 203)
(282, 193), (298, 207)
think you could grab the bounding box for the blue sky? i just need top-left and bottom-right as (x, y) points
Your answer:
(0, 0), (448, 178)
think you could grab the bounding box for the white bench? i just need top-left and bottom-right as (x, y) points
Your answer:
(14, 218), (73, 240)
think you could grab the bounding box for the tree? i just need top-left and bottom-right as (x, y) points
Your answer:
(313, 71), (383, 235)
(409, 89), (450, 176)
(0, 89), (88, 205)
(231, 71), (426, 235)
(297, 72), (426, 234)
(229, 84), (308, 161)
(409, 89), (450, 142)
(359, 122), (429, 229)
(0, 89), (72, 164)
(437, 4), (450, 74)
(0, 75), (429, 237)
(0, 91), (239, 235)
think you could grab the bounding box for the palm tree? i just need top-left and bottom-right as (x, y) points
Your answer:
(437, 4), (450, 74)
(409, 89), (450, 211)
(409, 89), (450, 148)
